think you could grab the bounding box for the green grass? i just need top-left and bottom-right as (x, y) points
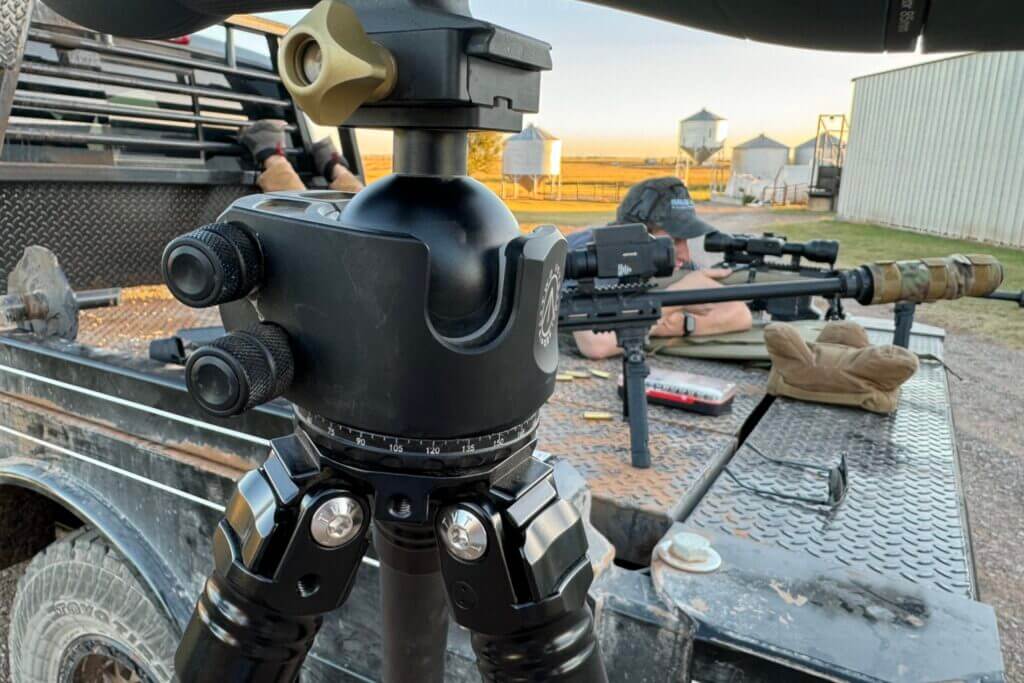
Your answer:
(774, 220), (1024, 348)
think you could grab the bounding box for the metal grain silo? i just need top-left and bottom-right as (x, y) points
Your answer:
(678, 109), (728, 164)
(732, 134), (789, 179)
(502, 124), (562, 177)
(794, 133), (842, 166)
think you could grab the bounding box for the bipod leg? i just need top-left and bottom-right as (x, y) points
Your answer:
(617, 328), (651, 468)
(893, 301), (916, 348)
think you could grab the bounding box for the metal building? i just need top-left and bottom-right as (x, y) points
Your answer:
(837, 52), (1024, 247)
(731, 134), (789, 179)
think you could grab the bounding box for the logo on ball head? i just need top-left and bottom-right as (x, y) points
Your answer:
(537, 265), (561, 347)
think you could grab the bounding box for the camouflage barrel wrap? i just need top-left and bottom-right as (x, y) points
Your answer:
(866, 254), (1003, 305)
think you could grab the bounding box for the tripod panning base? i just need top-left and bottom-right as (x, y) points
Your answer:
(176, 425), (603, 682)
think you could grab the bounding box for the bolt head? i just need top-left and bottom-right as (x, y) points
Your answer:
(670, 532), (710, 563)
(439, 508), (488, 561)
(310, 496), (364, 548)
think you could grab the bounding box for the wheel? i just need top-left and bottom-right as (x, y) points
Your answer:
(8, 528), (177, 682)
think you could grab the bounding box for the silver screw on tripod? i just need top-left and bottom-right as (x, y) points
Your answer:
(439, 507), (488, 561)
(310, 496), (364, 548)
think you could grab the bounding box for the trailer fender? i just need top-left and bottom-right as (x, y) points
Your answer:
(0, 458), (192, 633)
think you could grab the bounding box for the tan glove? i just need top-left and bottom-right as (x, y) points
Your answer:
(765, 321), (919, 414)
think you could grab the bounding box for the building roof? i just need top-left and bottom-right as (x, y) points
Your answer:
(796, 133), (841, 150)
(506, 124), (559, 142)
(852, 52), (977, 81)
(682, 108), (725, 122)
(735, 134), (788, 150)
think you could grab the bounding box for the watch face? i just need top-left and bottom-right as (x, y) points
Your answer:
(684, 313), (696, 336)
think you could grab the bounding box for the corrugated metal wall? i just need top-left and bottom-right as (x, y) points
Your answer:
(837, 52), (1024, 247)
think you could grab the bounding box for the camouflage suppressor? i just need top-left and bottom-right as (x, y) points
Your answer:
(864, 254), (1003, 305)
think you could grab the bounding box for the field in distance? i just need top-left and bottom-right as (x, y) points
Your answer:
(362, 156), (727, 200)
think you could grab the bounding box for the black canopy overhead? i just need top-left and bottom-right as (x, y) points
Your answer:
(41, 0), (1024, 52)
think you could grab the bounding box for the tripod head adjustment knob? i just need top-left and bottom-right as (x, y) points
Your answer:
(278, 0), (397, 125)
(185, 323), (294, 416)
(162, 223), (262, 308)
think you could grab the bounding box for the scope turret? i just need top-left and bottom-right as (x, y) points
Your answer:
(162, 223), (263, 308)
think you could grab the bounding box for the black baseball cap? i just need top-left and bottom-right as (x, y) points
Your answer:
(616, 177), (716, 240)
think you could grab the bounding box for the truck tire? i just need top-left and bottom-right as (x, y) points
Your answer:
(8, 528), (177, 682)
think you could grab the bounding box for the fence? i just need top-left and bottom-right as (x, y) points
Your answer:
(498, 179), (719, 203)
(498, 178), (630, 202)
(759, 183), (810, 206)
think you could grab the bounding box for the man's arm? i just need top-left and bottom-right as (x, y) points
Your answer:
(651, 270), (752, 337)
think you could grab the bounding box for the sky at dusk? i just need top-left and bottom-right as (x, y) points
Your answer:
(262, 1), (953, 157)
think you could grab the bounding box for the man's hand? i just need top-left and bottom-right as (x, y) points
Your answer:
(701, 267), (733, 280)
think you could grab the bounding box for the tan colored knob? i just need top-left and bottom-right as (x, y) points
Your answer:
(278, 0), (397, 125)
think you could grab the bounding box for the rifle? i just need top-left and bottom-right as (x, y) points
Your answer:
(706, 229), (1024, 345)
(559, 224), (1004, 468)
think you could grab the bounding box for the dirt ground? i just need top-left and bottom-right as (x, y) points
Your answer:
(944, 332), (1024, 681)
(0, 327), (1019, 680)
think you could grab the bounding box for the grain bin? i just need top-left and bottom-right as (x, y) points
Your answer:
(731, 134), (789, 179)
(502, 124), (562, 177)
(678, 109), (728, 164)
(794, 133), (842, 166)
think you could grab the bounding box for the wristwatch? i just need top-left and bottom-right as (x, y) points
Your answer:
(681, 313), (696, 337)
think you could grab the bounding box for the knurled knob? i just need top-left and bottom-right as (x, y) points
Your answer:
(162, 222), (262, 308)
(185, 323), (294, 417)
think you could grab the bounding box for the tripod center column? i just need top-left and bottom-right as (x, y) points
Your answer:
(394, 129), (468, 176)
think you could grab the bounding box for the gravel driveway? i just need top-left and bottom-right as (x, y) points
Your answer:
(0, 325), (1019, 681)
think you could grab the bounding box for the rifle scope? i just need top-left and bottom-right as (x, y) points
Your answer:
(704, 231), (839, 265)
(565, 223), (674, 281)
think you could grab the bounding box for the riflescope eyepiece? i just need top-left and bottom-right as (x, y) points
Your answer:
(565, 224), (674, 281)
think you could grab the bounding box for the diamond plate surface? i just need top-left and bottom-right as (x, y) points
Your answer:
(538, 352), (765, 564)
(688, 346), (975, 597)
(1, 0), (31, 68)
(0, 182), (254, 290)
(552, 353), (767, 438)
(76, 286), (221, 355)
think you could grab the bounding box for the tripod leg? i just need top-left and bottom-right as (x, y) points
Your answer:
(176, 435), (370, 682)
(375, 522), (449, 683)
(436, 466), (608, 682)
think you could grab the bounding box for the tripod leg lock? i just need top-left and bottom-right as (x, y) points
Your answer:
(176, 441), (371, 682)
(436, 469), (608, 681)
